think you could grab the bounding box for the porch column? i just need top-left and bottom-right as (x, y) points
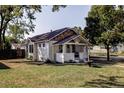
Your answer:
(33, 43), (37, 61)
(87, 46), (89, 62)
(62, 44), (66, 63)
(84, 45), (89, 62)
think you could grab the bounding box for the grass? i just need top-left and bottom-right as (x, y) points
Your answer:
(0, 59), (124, 87)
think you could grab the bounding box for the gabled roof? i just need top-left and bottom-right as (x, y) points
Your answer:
(54, 35), (78, 45)
(29, 27), (70, 42)
(53, 35), (90, 45)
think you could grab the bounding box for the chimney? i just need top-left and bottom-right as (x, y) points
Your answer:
(51, 29), (52, 32)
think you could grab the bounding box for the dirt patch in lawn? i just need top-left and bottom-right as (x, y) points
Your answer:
(0, 62), (10, 69)
(0, 59), (29, 68)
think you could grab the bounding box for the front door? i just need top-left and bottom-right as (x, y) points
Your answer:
(72, 45), (79, 60)
(72, 45), (75, 52)
(75, 52), (79, 59)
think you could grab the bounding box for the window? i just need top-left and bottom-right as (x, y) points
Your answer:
(39, 44), (41, 47)
(29, 45), (33, 53)
(43, 43), (45, 47)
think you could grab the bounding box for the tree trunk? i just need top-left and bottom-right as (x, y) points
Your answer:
(0, 30), (2, 50)
(2, 29), (6, 49)
(106, 45), (110, 61)
(0, 29), (5, 50)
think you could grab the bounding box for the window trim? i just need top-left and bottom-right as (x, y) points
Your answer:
(43, 43), (45, 47)
(29, 44), (33, 53)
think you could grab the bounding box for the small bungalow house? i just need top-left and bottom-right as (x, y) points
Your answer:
(26, 27), (90, 63)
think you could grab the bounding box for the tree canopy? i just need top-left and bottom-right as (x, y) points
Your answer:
(84, 5), (124, 61)
(72, 26), (84, 35)
(0, 5), (66, 49)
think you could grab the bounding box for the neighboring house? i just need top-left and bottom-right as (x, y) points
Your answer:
(90, 45), (107, 53)
(90, 44), (124, 54)
(11, 43), (25, 49)
(111, 43), (124, 53)
(26, 27), (90, 63)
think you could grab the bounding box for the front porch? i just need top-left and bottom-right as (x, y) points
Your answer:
(54, 44), (89, 63)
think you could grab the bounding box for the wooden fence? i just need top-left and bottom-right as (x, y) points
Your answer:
(0, 49), (25, 59)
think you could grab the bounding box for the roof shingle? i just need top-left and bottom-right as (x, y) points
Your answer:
(29, 27), (71, 42)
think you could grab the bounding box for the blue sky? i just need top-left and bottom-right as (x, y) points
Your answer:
(26, 5), (91, 38)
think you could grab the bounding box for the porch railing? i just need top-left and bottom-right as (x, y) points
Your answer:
(56, 52), (89, 63)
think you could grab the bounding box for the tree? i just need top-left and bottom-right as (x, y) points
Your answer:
(84, 5), (124, 61)
(4, 36), (11, 50)
(72, 26), (84, 36)
(97, 31), (123, 61)
(0, 5), (66, 49)
(0, 5), (41, 49)
(8, 23), (26, 43)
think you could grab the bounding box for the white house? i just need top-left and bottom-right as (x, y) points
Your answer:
(90, 45), (107, 53)
(26, 27), (90, 63)
(90, 44), (124, 54)
(111, 43), (124, 53)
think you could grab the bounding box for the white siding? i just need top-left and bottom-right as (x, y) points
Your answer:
(64, 53), (74, 62)
(27, 40), (35, 60)
(56, 52), (88, 63)
(83, 46), (89, 62)
(49, 41), (56, 61)
(37, 42), (49, 61)
(79, 53), (84, 60)
(56, 53), (63, 63)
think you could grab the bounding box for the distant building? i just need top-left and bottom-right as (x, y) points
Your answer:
(90, 45), (107, 53)
(11, 43), (25, 50)
(111, 43), (124, 53)
(90, 44), (124, 53)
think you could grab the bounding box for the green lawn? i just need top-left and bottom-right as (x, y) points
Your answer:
(0, 59), (124, 88)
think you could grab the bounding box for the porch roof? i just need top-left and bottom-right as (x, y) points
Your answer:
(53, 35), (89, 45)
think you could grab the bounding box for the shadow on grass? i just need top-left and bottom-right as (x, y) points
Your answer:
(0, 62), (10, 69)
(25, 62), (88, 66)
(26, 62), (80, 66)
(4, 56), (124, 67)
(23, 61), (102, 67)
(82, 75), (124, 88)
(90, 56), (124, 67)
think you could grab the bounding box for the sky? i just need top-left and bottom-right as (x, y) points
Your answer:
(26, 5), (91, 38)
